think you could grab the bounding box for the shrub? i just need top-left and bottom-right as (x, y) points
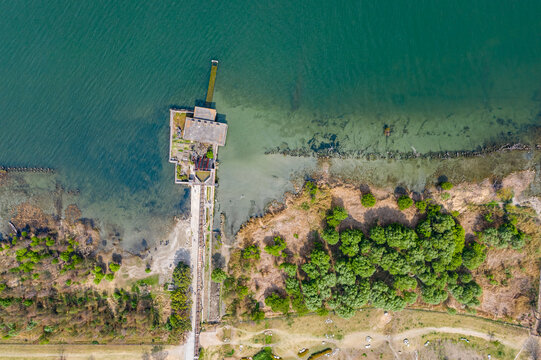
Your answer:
(109, 263), (121, 272)
(326, 206), (348, 228)
(264, 236), (287, 257)
(206, 148), (214, 159)
(397, 195), (413, 210)
(250, 302), (265, 323)
(440, 181), (453, 190)
(211, 268), (228, 283)
(321, 227), (339, 245)
(265, 293), (290, 314)
(45, 237), (55, 246)
(415, 200), (427, 213)
(279, 263), (297, 277)
(23, 299), (34, 307)
(145, 267), (151, 273)
(105, 273), (114, 281)
(462, 242), (486, 270)
(441, 193), (450, 200)
(361, 193), (376, 208)
(242, 245), (260, 260)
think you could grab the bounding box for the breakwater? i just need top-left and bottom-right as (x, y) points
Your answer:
(0, 166), (54, 173)
(265, 142), (539, 161)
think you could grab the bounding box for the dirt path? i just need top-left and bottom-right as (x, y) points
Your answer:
(201, 324), (528, 351)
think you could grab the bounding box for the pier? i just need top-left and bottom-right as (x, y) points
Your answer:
(169, 60), (227, 360)
(205, 60), (218, 106)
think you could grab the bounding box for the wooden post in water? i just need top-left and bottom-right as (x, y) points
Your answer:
(205, 60), (218, 107)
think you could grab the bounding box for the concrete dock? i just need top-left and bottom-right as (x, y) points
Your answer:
(169, 60), (225, 360)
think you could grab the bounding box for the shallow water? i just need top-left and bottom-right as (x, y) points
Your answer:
(0, 1), (540, 245)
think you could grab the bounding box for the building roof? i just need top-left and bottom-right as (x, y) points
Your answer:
(183, 118), (228, 146)
(194, 107), (217, 121)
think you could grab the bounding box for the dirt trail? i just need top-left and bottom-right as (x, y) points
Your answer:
(201, 325), (528, 351)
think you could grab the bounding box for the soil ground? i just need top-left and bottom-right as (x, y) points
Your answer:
(0, 343), (184, 360)
(200, 308), (539, 360)
(231, 170), (541, 326)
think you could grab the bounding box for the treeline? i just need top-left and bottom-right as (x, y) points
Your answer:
(0, 230), (176, 343)
(267, 202), (526, 319)
(166, 262), (191, 339)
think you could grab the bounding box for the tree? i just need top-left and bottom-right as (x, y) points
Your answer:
(109, 263), (120, 272)
(335, 261), (356, 286)
(421, 285), (448, 305)
(415, 200), (427, 213)
(369, 225), (386, 245)
(326, 207), (348, 228)
(264, 236), (287, 257)
(403, 291), (418, 305)
(265, 293), (290, 314)
(384, 223), (418, 250)
(309, 248), (331, 274)
(462, 242), (486, 270)
(361, 193), (376, 208)
(301, 281), (322, 311)
(339, 229), (363, 257)
(440, 181), (453, 190)
(321, 227), (339, 245)
(279, 262), (297, 277)
(397, 195), (413, 211)
(242, 245), (260, 260)
(350, 256), (376, 278)
(393, 275), (417, 291)
(250, 303), (265, 323)
(211, 268), (228, 283)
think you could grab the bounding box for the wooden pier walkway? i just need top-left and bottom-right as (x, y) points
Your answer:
(205, 60), (218, 106)
(193, 185), (206, 359)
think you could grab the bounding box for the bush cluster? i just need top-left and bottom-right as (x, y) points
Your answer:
(167, 262), (191, 333)
(280, 204), (486, 318)
(361, 193), (376, 208)
(397, 195), (413, 210)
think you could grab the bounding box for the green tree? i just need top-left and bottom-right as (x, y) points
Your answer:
(415, 200), (428, 213)
(265, 293), (290, 314)
(321, 227), (339, 245)
(109, 262), (120, 272)
(279, 262), (297, 277)
(242, 245), (260, 260)
(421, 285), (448, 305)
(397, 195), (413, 210)
(264, 236), (287, 257)
(339, 229), (363, 257)
(393, 275), (417, 291)
(326, 206), (348, 228)
(335, 261), (356, 286)
(211, 268), (228, 283)
(462, 242), (486, 270)
(350, 256), (376, 278)
(361, 193), (376, 208)
(440, 181), (453, 190)
(251, 302), (265, 323)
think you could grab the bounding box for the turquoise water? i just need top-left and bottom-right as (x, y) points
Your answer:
(0, 1), (540, 244)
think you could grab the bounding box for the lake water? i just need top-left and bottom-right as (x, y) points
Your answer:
(0, 1), (540, 247)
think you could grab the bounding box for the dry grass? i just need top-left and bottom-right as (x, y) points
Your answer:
(229, 170), (541, 326)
